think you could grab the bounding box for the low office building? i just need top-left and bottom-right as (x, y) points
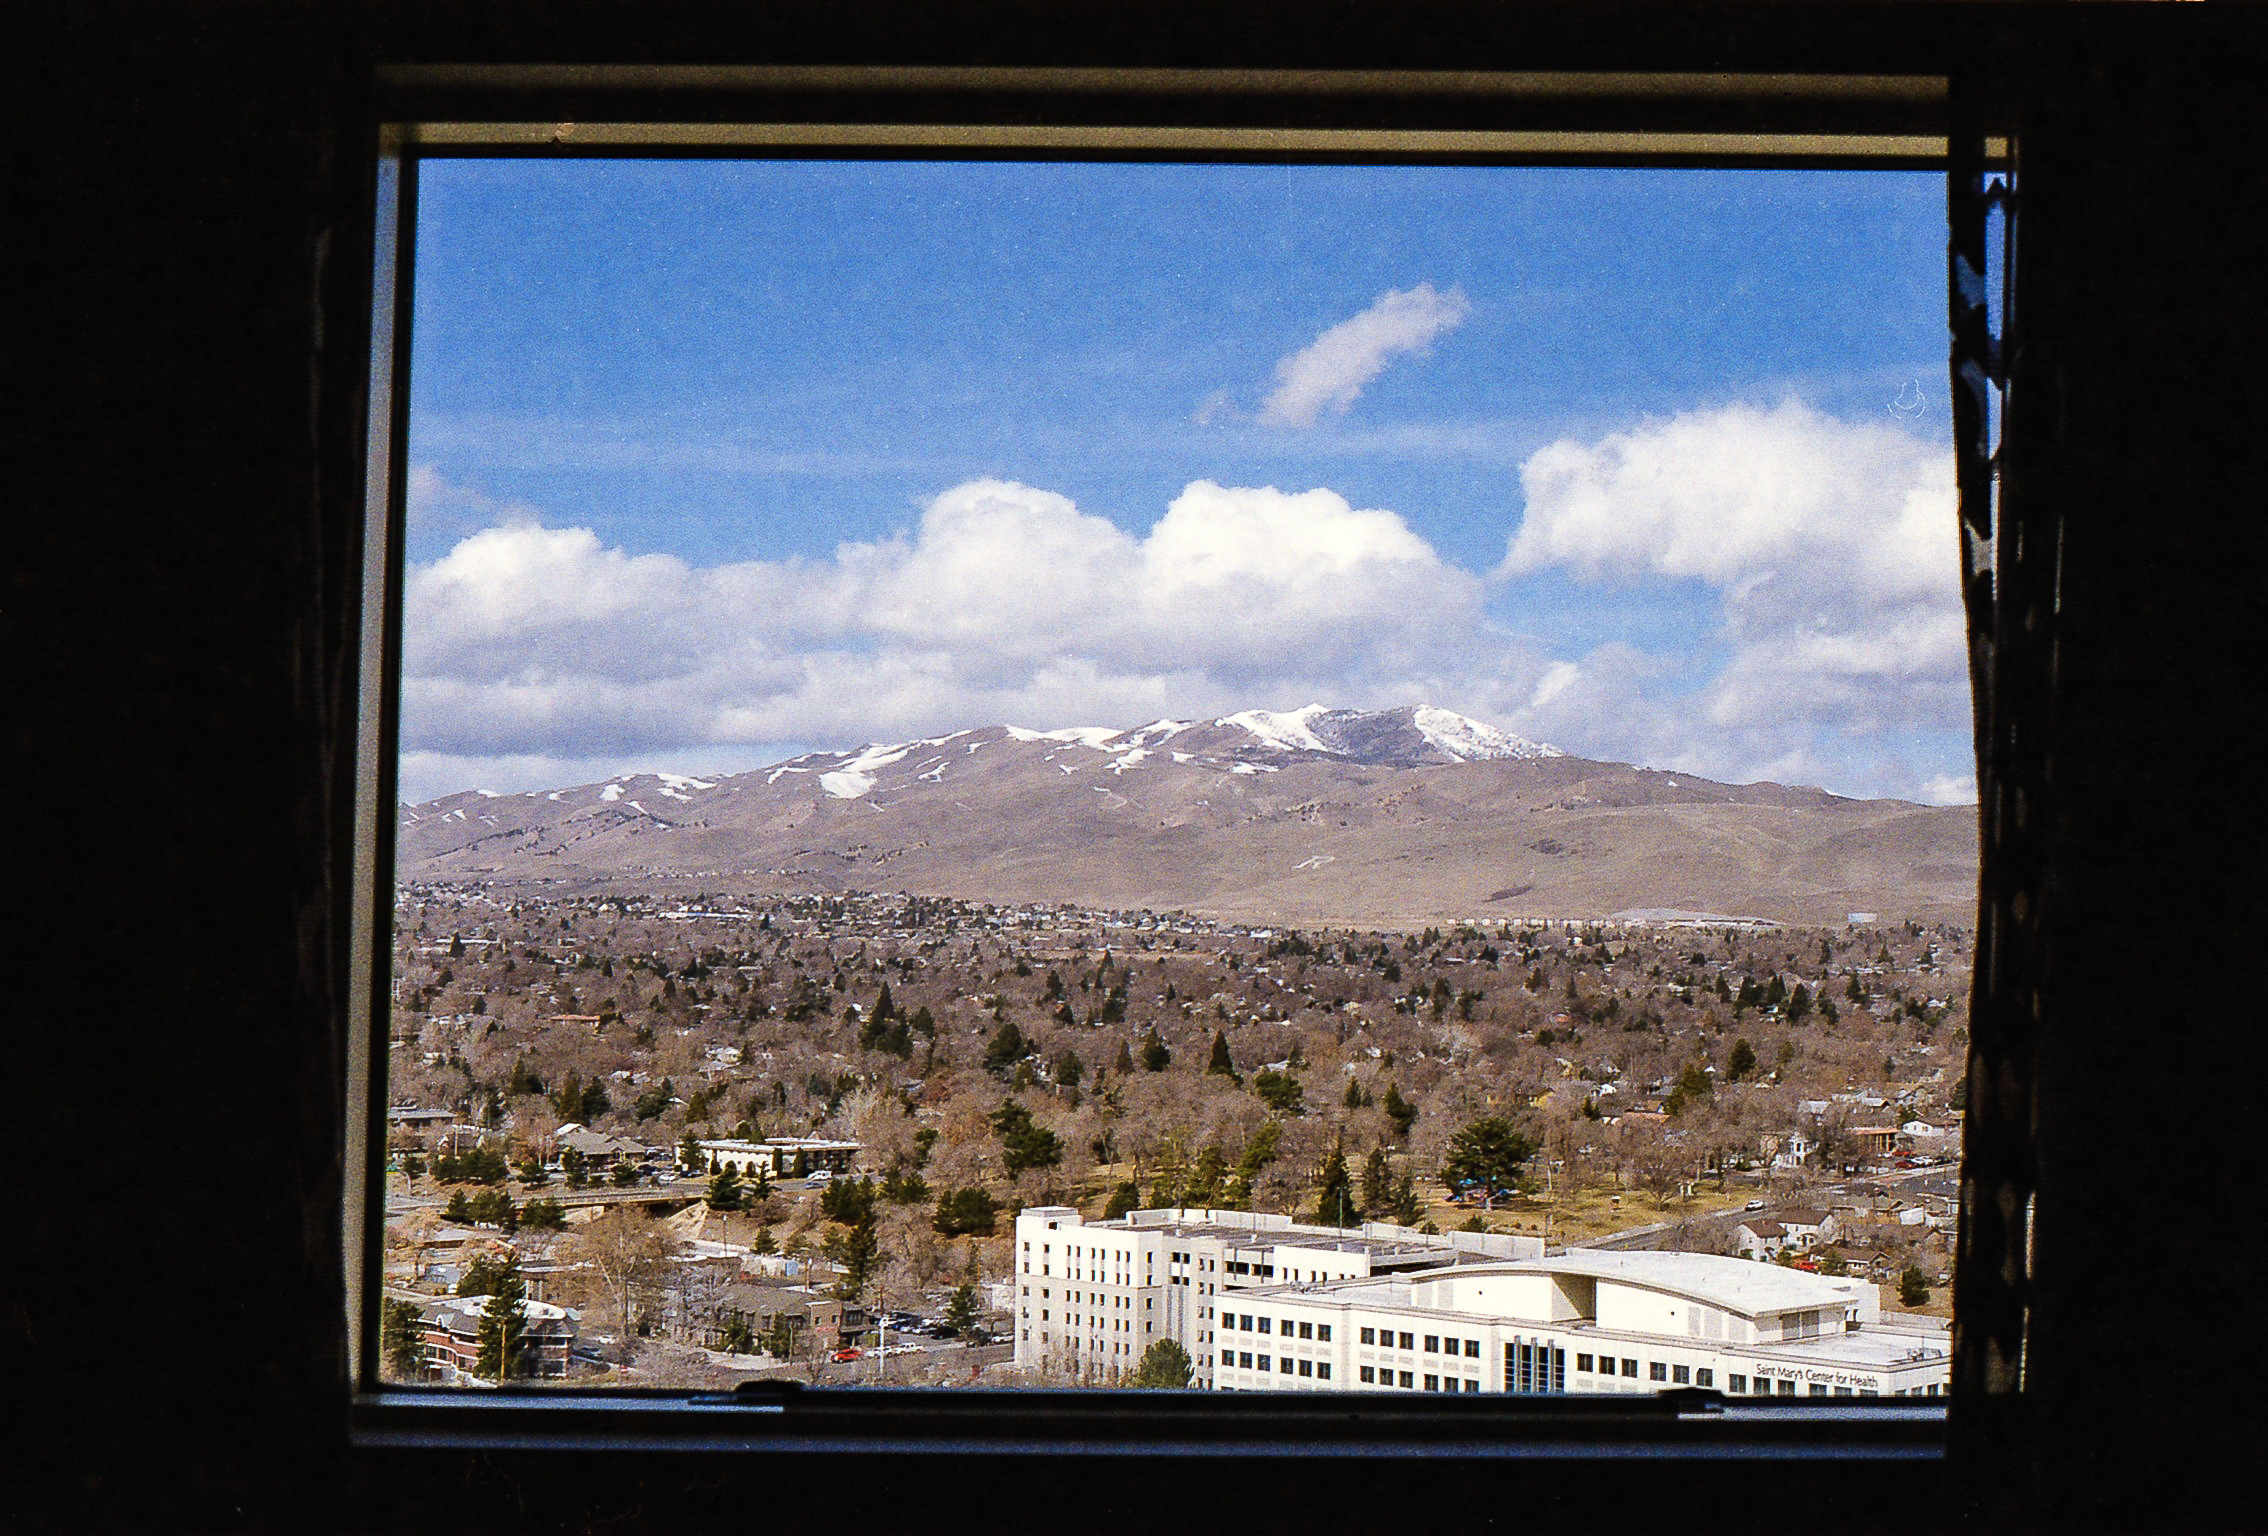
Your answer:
(1208, 1251), (1950, 1399)
(694, 1136), (861, 1178)
(1012, 1205), (1543, 1385)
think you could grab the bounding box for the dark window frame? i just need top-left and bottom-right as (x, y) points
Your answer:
(345, 60), (2007, 1468)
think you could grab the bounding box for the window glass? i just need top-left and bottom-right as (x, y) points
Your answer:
(382, 155), (1964, 1400)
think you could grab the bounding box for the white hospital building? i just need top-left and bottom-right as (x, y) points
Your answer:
(1013, 1206), (1543, 1386)
(1014, 1207), (1949, 1398)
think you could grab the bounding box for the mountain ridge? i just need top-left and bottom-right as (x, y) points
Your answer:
(398, 704), (1975, 928)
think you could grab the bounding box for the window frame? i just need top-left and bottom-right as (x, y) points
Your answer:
(347, 63), (2005, 1464)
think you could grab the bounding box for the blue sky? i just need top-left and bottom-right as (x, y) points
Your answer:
(401, 158), (1971, 806)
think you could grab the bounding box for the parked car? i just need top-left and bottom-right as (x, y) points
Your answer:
(830, 1347), (862, 1363)
(806, 1169), (833, 1183)
(1745, 1199), (1765, 1211)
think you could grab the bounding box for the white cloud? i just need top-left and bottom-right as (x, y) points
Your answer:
(399, 476), (1518, 793)
(1495, 400), (1971, 800)
(1256, 284), (1472, 427)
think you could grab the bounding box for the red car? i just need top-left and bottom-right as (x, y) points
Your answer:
(831, 1348), (863, 1363)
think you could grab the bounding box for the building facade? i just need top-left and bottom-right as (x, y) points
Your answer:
(694, 1136), (861, 1178)
(1012, 1206), (1543, 1386)
(1207, 1251), (1949, 1399)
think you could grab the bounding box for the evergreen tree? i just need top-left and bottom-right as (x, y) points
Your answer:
(1102, 1180), (1141, 1219)
(1114, 1039), (1136, 1076)
(944, 1282), (981, 1337)
(982, 1019), (1031, 1074)
(1344, 1076), (1365, 1110)
(990, 1101), (1064, 1173)
(1252, 1068), (1304, 1115)
(442, 1189), (474, 1223)
(1898, 1265), (1930, 1307)
(1312, 1139), (1357, 1228)
(1129, 1337), (1195, 1388)
(560, 1147), (588, 1188)
(472, 1259), (530, 1381)
(1139, 1031), (1171, 1072)
(678, 1130), (705, 1176)
(706, 1163), (744, 1211)
(1391, 1169), (1424, 1225)
(381, 1297), (425, 1379)
(1206, 1030), (1238, 1081)
(933, 1186), (999, 1236)
(1441, 1117), (1536, 1198)
(752, 1225), (777, 1256)
(1381, 1082), (1418, 1140)
(1362, 1146), (1394, 1214)
(1726, 1037), (1758, 1082)
(836, 1212), (881, 1302)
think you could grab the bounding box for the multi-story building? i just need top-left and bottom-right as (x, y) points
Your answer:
(1011, 1206), (1543, 1385)
(1208, 1250), (1950, 1399)
(417, 1293), (578, 1382)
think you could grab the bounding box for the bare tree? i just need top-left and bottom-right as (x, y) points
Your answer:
(564, 1207), (680, 1349)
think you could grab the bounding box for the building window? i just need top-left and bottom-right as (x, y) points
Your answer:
(1672, 1365), (1691, 1385)
(1729, 1374), (1746, 1394)
(1258, 1356), (1272, 1372)
(1463, 1339), (1479, 1359)
(1258, 1318), (1272, 1335)
(1239, 1352), (1253, 1369)
(1576, 1354), (1594, 1373)
(1650, 1362), (1668, 1382)
(1463, 1380), (1480, 1394)
(1360, 1327), (1375, 1345)
(1317, 1364), (1331, 1381)
(1298, 1322), (1312, 1340)
(1399, 1333), (1414, 1350)
(1316, 1325), (1331, 1342)
(1424, 1374), (1440, 1392)
(1398, 1371), (1414, 1389)
(1298, 1360), (1313, 1377)
(1423, 1335), (1439, 1353)
(1360, 1367), (1375, 1384)
(1696, 1369), (1714, 1388)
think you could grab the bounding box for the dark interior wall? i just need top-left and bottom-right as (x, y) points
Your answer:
(10, 4), (2265, 1530)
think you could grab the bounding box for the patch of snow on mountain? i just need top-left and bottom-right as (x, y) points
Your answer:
(1107, 750), (1150, 774)
(1008, 724), (1122, 749)
(599, 783), (624, 802)
(1171, 751), (1195, 764)
(1124, 719), (1196, 747)
(1411, 703), (1561, 761)
(1220, 704), (1331, 753)
(765, 764), (809, 784)
(655, 773), (716, 791)
(916, 758), (948, 783)
(546, 790), (565, 801)
(476, 789), (502, 798)
(1228, 761), (1279, 775)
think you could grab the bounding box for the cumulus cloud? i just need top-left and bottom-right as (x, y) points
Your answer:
(1256, 284), (1472, 427)
(398, 475), (1521, 792)
(1494, 400), (1974, 802)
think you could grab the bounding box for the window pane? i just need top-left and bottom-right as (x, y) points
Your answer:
(384, 157), (1963, 1400)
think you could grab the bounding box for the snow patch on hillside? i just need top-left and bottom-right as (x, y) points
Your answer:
(1218, 704), (1331, 752)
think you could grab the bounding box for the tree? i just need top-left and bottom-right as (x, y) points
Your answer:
(1726, 1038), (1758, 1082)
(1899, 1265), (1931, 1307)
(677, 1130), (706, 1176)
(1139, 1030), (1170, 1072)
(1343, 1076), (1366, 1110)
(566, 1207), (676, 1347)
(442, 1189), (474, 1223)
(1391, 1170), (1423, 1225)
(472, 1258), (530, 1381)
(1441, 1117), (1536, 1199)
(982, 1019), (1030, 1074)
(1311, 1139), (1357, 1228)
(607, 1156), (640, 1189)
(836, 1212), (881, 1303)
(1113, 1040), (1136, 1076)
(381, 1297), (425, 1380)
(1381, 1082), (1418, 1140)
(1252, 1068), (1304, 1115)
(1051, 1049), (1085, 1089)
(1129, 1337), (1195, 1388)
(1102, 1180), (1141, 1219)
(1206, 1030), (1239, 1082)
(520, 1197), (566, 1230)
(933, 1186), (999, 1236)
(706, 1163), (744, 1211)
(991, 1100), (1063, 1173)
(1362, 1146), (1393, 1214)
(944, 1281), (981, 1338)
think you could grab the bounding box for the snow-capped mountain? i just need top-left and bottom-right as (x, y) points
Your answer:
(395, 704), (1974, 927)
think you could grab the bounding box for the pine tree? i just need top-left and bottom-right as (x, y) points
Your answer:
(1129, 1338), (1195, 1388)
(381, 1297), (425, 1380)
(707, 1163), (744, 1210)
(1139, 1031), (1170, 1072)
(1362, 1146), (1393, 1214)
(1391, 1169), (1424, 1225)
(1114, 1039), (1136, 1075)
(1312, 1139), (1357, 1228)
(1382, 1082), (1418, 1140)
(944, 1282), (981, 1337)
(1206, 1030), (1237, 1081)
(472, 1260), (529, 1381)
(1726, 1037), (1758, 1082)
(1344, 1076), (1365, 1110)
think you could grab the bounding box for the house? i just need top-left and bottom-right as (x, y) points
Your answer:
(416, 1293), (578, 1382)
(1737, 1209), (1842, 1261)
(553, 1122), (650, 1170)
